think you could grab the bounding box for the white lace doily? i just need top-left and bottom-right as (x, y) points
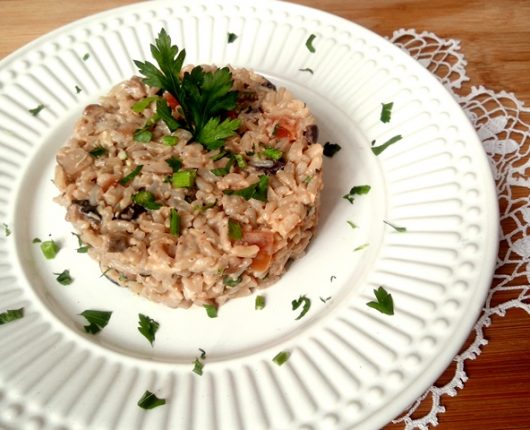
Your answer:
(388, 29), (530, 429)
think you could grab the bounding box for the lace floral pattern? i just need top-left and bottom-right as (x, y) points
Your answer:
(388, 29), (530, 429)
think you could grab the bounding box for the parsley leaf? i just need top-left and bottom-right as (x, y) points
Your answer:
(305, 34), (317, 53)
(2, 223), (11, 237)
(40, 240), (59, 259)
(156, 98), (180, 131)
(228, 219), (242, 240)
(119, 165), (143, 186)
(366, 286), (394, 315)
(272, 351), (290, 366)
(29, 104), (45, 116)
(372, 135), (402, 156)
(223, 276), (241, 287)
(196, 117), (240, 150)
(89, 146), (107, 158)
(165, 157), (182, 172)
(54, 270), (73, 285)
(82, 53), (90, 61)
(72, 232), (90, 253)
(383, 220), (407, 232)
(80, 310), (112, 334)
(75, 85), (82, 94)
(138, 313), (160, 346)
(323, 142), (341, 157)
(227, 32), (238, 43)
(380, 102), (394, 123)
(193, 358), (204, 375)
(204, 304), (218, 318)
(0, 308), (24, 325)
(223, 175), (268, 201)
(320, 296), (332, 303)
(132, 191), (161, 210)
(343, 184), (371, 204)
(137, 390), (166, 409)
(292, 295), (311, 320)
(133, 128), (152, 143)
(132, 96), (160, 113)
(199, 348), (206, 359)
(299, 67), (314, 74)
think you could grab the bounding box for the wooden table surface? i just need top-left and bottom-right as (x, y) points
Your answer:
(1, 1), (529, 429)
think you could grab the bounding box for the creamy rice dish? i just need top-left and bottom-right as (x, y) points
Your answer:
(54, 32), (323, 308)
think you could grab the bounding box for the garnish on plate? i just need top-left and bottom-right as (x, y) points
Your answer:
(272, 351), (290, 366)
(383, 220), (407, 232)
(138, 313), (160, 346)
(227, 32), (238, 43)
(299, 67), (314, 74)
(255, 295), (266, 310)
(119, 165), (143, 186)
(323, 142), (341, 157)
(0, 308), (24, 325)
(204, 304), (218, 318)
(354, 243), (369, 252)
(2, 223), (11, 237)
(137, 390), (166, 409)
(380, 102), (394, 123)
(54, 270), (73, 285)
(28, 104), (45, 117)
(292, 295), (311, 320)
(343, 184), (371, 204)
(372, 135), (402, 156)
(40, 239), (60, 259)
(305, 34), (317, 53)
(366, 286), (394, 315)
(80, 310), (112, 334)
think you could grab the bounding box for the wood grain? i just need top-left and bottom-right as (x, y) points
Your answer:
(1, 1), (529, 429)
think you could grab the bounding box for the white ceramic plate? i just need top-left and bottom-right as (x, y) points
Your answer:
(0, 1), (498, 429)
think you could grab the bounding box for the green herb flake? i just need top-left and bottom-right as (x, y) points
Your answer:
(299, 68), (314, 74)
(119, 165), (143, 186)
(347, 220), (357, 229)
(380, 102), (394, 123)
(193, 201), (216, 212)
(196, 117), (241, 151)
(366, 286), (394, 315)
(29, 104), (45, 117)
(132, 191), (161, 211)
(40, 240), (59, 259)
(80, 309), (112, 334)
(292, 295), (311, 320)
(132, 96), (160, 113)
(165, 157), (182, 172)
(2, 223), (11, 237)
(75, 85), (82, 94)
(223, 175), (268, 202)
(89, 146), (107, 158)
(32, 237), (41, 243)
(204, 304), (218, 318)
(305, 34), (317, 53)
(82, 53), (90, 61)
(54, 269), (73, 286)
(354, 243), (369, 252)
(261, 147), (283, 161)
(383, 220), (407, 232)
(255, 295), (266, 310)
(162, 135), (178, 146)
(199, 348), (206, 359)
(171, 169), (197, 188)
(323, 142), (342, 157)
(320, 296), (332, 303)
(0, 308), (24, 325)
(211, 150), (229, 161)
(372, 135), (402, 156)
(133, 128), (153, 143)
(223, 276), (242, 287)
(156, 98), (180, 132)
(228, 219), (242, 241)
(138, 313), (160, 346)
(227, 32), (238, 43)
(233, 153), (247, 168)
(169, 208), (181, 236)
(343, 184), (371, 204)
(137, 390), (166, 409)
(192, 358), (204, 375)
(72, 232), (90, 253)
(211, 157), (234, 177)
(272, 351), (290, 366)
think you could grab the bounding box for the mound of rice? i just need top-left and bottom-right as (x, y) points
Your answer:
(54, 67), (323, 308)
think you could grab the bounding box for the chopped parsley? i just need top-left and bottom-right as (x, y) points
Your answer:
(204, 304), (218, 318)
(298, 68), (314, 74)
(303, 175), (313, 184)
(354, 243), (369, 252)
(0, 308), (24, 325)
(119, 165), (143, 186)
(82, 53), (90, 61)
(261, 147), (283, 160)
(54, 270), (73, 285)
(366, 286), (394, 315)
(320, 296), (332, 303)
(227, 32), (238, 43)
(134, 29), (240, 150)
(133, 128), (153, 143)
(72, 232), (89, 253)
(28, 104), (45, 116)
(162, 135), (178, 146)
(292, 295), (311, 320)
(255, 295), (266, 310)
(32, 237), (41, 243)
(137, 390), (166, 409)
(223, 276), (241, 287)
(233, 153), (247, 168)
(330, 275), (336, 282)
(132, 191), (161, 210)
(192, 358), (204, 375)
(40, 240), (59, 259)
(156, 98), (180, 131)
(199, 348), (206, 359)
(211, 157), (234, 177)
(2, 223), (11, 237)
(305, 34), (317, 53)
(380, 102), (394, 123)
(383, 220), (407, 232)
(343, 184), (371, 204)
(323, 142), (342, 157)
(89, 146), (107, 158)
(228, 219), (242, 240)
(138, 313), (160, 346)
(347, 220), (357, 229)
(272, 351), (290, 366)
(165, 157), (182, 172)
(223, 175), (268, 201)
(171, 169), (196, 188)
(80, 310), (112, 334)
(132, 96), (160, 113)
(372, 135), (402, 156)
(75, 85), (82, 94)
(169, 208), (181, 236)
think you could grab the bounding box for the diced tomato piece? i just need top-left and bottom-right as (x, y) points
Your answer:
(243, 231), (275, 272)
(164, 92), (179, 109)
(273, 119), (297, 141)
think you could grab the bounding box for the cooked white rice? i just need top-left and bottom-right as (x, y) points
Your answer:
(54, 67), (323, 308)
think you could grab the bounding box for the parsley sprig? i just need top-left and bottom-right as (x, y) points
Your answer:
(134, 29), (240, 150)
(366, 286), (394, 315)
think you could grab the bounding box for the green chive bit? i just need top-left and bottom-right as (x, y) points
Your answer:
(40, 240), (59, 259)
(172, 169), (197, 188)
(162, 135), (178, 146)
(272, 351), (290, 366)
(204, 304), (218, 318)
(255, 295), (265, 310)
(169, 208), (181, 236)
